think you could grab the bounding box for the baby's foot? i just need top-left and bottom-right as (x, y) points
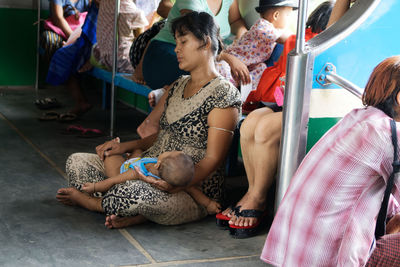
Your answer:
(148, 88), (166, 108)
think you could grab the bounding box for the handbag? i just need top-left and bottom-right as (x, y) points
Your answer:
(44, 11), (87, 40)
(374, 119), (400, 238)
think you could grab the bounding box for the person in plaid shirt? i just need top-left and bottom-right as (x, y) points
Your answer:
(261, 56), (400, 266)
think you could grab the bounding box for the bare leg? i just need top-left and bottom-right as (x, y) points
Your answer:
(78, 59), (93, 73)
(222, 108), (274, 217)
(56, 187), (103, 212)
(387, 214), (400, 234)
(230, 110), (282, 227)
(104, 155), (126, 177)
(104, 214), (147, 229)
(132, 42), (150, 85)
(67, 76), (93, 115)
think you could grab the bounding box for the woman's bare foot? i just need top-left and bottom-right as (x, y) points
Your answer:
(105, 214), (147, 229)
(222, 192), (250, 218)
(229, 192), (266, 227)
(69, 103), (93, 116)
(137, 119), (159, 139)
(56, 187), (81, 206)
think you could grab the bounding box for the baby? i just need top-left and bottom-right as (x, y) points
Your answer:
(82, 150), (221, 214)
(216, 0), (297, 96)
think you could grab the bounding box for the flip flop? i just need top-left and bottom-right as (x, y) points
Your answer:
(228, 209), (271, 239)
(58, 112), (78, 122)
(35, 97), (62, 110)
(78, 128), (104, 138)
(216, 205), (240, 229)
(38, 111), (59, 121)
(60, 124), (86, 135)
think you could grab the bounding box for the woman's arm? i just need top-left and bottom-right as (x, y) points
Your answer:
(50, 2), (73, 38)
(191, 107), (239, 185)
(327, 0), (355, 28)
(157, 0), (174, 18)
(228, 0), (247, 39)
(136, 107), (239, 192)
(96, 134), (158, 160)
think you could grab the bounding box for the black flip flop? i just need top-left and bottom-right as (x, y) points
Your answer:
(228, 209), (271, 239)
(35, 98), (62, 110)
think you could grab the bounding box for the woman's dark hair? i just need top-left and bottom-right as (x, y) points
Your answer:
(171, 11), (223, 56)
(306, 1), (335, 33)
(363, 56), (400, 118)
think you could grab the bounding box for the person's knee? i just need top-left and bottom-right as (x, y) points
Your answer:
(253, 114), (282, 144)
(240, 111), (263, 141)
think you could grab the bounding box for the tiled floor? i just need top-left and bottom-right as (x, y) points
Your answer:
(0, 86), (270, 267)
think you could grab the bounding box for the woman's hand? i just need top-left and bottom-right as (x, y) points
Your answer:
(96, 137), (124, 160)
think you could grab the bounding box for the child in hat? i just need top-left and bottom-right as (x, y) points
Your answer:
(215, 0), (297, 94)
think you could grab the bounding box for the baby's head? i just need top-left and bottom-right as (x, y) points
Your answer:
(255, 0), (298, 29)
(157, 151), (194, 187)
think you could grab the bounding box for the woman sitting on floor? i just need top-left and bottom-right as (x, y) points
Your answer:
(56, 11), (241, 228)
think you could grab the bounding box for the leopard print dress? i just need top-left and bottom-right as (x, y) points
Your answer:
(66, 75), (241, 225)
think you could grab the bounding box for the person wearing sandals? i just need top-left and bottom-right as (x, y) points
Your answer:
(216, 0), (335, 238)
(56, 11), (240, 228)
(262, 56), (400, 266)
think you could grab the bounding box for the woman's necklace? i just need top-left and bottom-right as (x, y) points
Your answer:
(184, 76), (216, 98)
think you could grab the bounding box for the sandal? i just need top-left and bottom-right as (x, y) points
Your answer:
(78, 128), (104, 138)
(38, 111), (59, 121)
(60, 125), (86, 135)
(35, 98), (62, 110)
(228, 209), (271, 239)
(216, 205), (240, 229)
(58, 112), (78, 122)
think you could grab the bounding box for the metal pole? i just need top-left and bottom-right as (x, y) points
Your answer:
(110, 0), (120, 138)
(295, 0), (308, 54)
(275, 0), (310, 211)
(35, 0), (41, 96)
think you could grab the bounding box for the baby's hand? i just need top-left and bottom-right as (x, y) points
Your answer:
(82, 182), (95, 194)
(206, 200), (221, 215)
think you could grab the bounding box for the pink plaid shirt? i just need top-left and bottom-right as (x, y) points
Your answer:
(261, 107), (400, 267)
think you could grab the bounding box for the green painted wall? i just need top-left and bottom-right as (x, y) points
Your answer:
(0, 8), (39, 86)
(306, 117), (341, 151)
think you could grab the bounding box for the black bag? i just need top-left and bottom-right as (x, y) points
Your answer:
(374, 119), (400, 239)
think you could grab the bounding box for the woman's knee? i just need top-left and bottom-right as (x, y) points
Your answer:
(253, 112), (282, 144)
(240, 108), (274, 141)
